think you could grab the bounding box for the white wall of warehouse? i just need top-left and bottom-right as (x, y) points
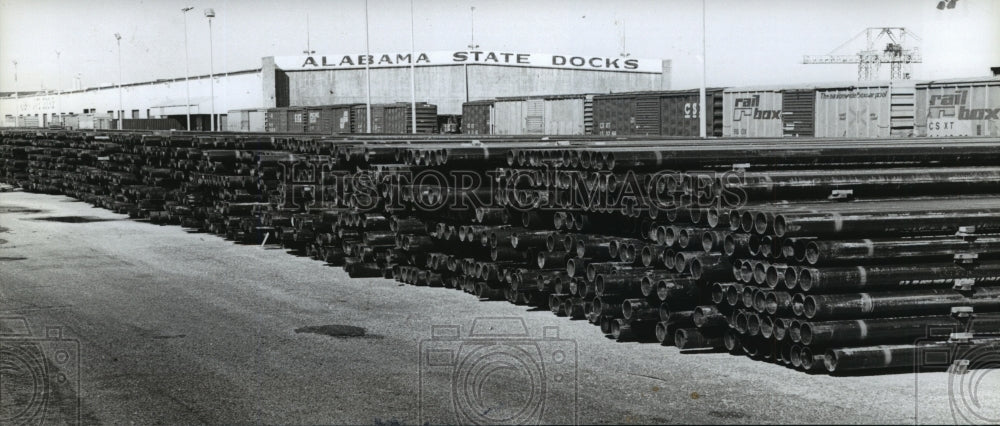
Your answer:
(1, 57), (669, 124)
(279, 63), (666, 115)
(0, 72), (264, 124)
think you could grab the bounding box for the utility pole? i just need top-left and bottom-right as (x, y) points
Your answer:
(205, 9), (217, 131)
(364, 0), (372, 133)
(56, 51), (62, 119)
(465, 6), (478, 103)
(699, 0), (707, 139)
(409, 0), (417, 134)
(182, 6), (193, 130)
(303, 14), (315, 55)
(115, 33), (124, 130)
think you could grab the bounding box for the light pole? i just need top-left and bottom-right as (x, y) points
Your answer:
(182, 6), (193, 130)
(55, 51), (61, 91)
(55, 51), (61, 120)
(11, 60), (17, 95)
(699, 0), (707, 139)
(115, 33), (124, 130)
(470, 6), (477, 49)
(205, 8), (216, 132)
(409, 0), (417, 134)
(303, 14), (315, 55)
(465, 6), (478, 103)
(364, 0), (372, 133)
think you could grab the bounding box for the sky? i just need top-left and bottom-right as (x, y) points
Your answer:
(0, 0), (998, 93)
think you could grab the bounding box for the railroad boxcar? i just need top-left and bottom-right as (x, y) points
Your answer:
(226, 108), (267, 132)
(304, 104), (357, 135)
(722, 86), (787, 137)
(461, 100), (494, 135)
(348, 103), (438, 134)
(592, 89), (724, 137)
(813, 81), (915, 138)
(781, 88), (816, 137)
(286, 107), (308, 133)
(915, 76), (1000, 137)
(490, 95), (592, 135)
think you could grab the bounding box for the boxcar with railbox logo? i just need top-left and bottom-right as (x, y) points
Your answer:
(722, 86), (788, 137)
(915, 76), (1000, 137)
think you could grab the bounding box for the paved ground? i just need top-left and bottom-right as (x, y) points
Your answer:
(1, 191), (997, 424)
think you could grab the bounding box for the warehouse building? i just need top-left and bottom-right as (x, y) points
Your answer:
(0, 51), (670, 129)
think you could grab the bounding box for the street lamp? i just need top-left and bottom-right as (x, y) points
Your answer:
(409, 0), (417, 134)
(699, 0), (707, 139)
(56, 51), (62, 122)
(303, 14), (315, 55)
(182, 6), (193, 130)
(55, 51), (61, 91)
(205, 8), (216, 132)
(115, 32), (124, 130)
(469, 6), (478, 50)
(363, 0), (372, 133)
(465, 6), (479, 103)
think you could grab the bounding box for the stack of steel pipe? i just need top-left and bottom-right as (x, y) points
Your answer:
(3, 129), (1000, 375)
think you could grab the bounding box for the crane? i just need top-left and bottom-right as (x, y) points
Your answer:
(803, 27), (921, 81)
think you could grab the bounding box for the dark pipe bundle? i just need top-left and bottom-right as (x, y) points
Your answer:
(3, 128), (1000, 375)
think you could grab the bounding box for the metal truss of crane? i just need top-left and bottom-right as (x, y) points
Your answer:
(803, 27), (922, 81)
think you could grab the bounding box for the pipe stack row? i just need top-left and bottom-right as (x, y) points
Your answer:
(3, 129), (1000, 375)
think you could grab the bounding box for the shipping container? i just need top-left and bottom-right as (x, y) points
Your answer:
(814, 83), (888, 138)
(781, 89), (816, 137)
(723, 87), (785, 137)
(915, 76), (1000, 137)
(593, 89), (723, 137)
(491, 95), (591, 135)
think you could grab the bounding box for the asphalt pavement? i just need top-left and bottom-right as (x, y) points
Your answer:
(0, 191), (997, 424)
